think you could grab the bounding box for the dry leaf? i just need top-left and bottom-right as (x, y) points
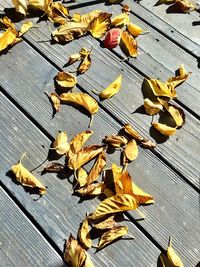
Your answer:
(67, 53), (81, 66)
(104, 134), (128, 147)
(78, 218), (92, 249)
(48, 2), (69, 24)
(11, 154), (46, 194)
(63, 234), (87, 266)
(55, 71), (77, 88)
(19, 21), (33, 37)
(88, 194), (138, 220)
(52, 21), (88, 43)
(111, 13), (130, 28)
(152, 122), (177, 136)
(144, 98), (163, 115)
(162, 102), (185, 127)
(127, 22), (145, 37)
(124, 139), (138, 162)
(0, 16), (16, 30)
(49, 92), (61, 113)
(69, 130), (93, 155)
(97, 75), (122, 99)
(120, 31), (138, 57)
(0, 28), (20, 52)
(175, 0), (196, 12)
(76, 167), (88, 187)
(89, 12), (112, 39)
(52, 131), (70, 155)
(132, 182), (154, 205)
(86, 152), (106, 185)
(28, 0), (50, 12)
(167, 237), (184, 267)
(112, 163), (123, 187)
(43, 162), (64, 173)
(167, 64), (191, 88)
(76, 182), (105, 196)
(68, 145), (106, 170)
(104, 28), (122, 49)
(78, 50), (92, 74)
(98, 226), (129, 250)
(92, 215), (116, 230)
(12, 0), (27, 15)
(123, 124), (143, 142)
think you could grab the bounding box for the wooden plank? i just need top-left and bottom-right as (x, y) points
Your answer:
(1, 72), (200, 266)
(0, 30), (199, 189)
(0, 187), (65, 267)
(0, 95), (161, 266)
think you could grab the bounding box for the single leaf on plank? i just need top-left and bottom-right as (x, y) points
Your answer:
(75, 182), (105, 196)
(111, 13), (130, 28)
(98, 226), (129, 250)
(152, 122), (177, 136)
(48, 92), (61, 113)
(88, 194), (139, 220)
(68, 145), (107, 170)
(78, 49), (92, 74)
(11, 154), (46, 195)
(144, 98), (163, 115)
(124, 139), (138, 162)
(104, 28), (122, 49)
(89, 12), (112, 39)
(104, 134), (128, 147)
(52, 131), (70, 155)
(119, 31), (138, 57)
(127, 22), (146, 37)
(55, 71), (77, 88)
(86, 152), (106, 185)
(78, 218), (92, 250)
(167, 64), (191, 88)
(166, 237), (184, 267)
(91, 215), (116, 230)
(12, 0), (27, 15)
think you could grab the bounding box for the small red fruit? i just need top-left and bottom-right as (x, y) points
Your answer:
(104, 28), (122, 49)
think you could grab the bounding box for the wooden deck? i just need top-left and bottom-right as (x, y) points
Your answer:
(0, 0), (200, 266)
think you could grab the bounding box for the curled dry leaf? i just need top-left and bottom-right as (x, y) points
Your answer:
(67, 53), (81, 66)
(127, 22), (145, 37)
(100, 75), (122, 99)
(78, 50), (92, 74)
(76, 167), (88, 187)
(11, 154), (46, 194)
(144, 98), (163, 115)
(98, 226), (129, 250)
(55, 71), (77, 88)
(52, 131), (70, 155)
(104, 28), (122, 49)
(69, 130), (93, 155)
(89, 12), (112, 39)
(152, 122), (177, 136)
(12, 0), (27, 15)
(43, 162), (64, 173)
(111, 13), (130, 28)
(167, 64), (191, 88)
(68, 145), (106, 170)
(78, 218), (92, 250)
(91, 215), (116, 230)
(104, 134), (128, 147)
(48, 92), (61, 113)
(48, 2), (69, 24)
(124, 139), (138, 162)
(132, 182), (154, 205)
(120, 31), (138, 58)
(76, 182), (105, 196)
(88, 194), (138, 220)
(19, 21), (33, 37)
(167, 237), (184, 267)
(162, 102), (185, 127)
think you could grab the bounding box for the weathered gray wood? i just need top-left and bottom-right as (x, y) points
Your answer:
(1, 70), (200, 266)
(0, 95), (161, 267)
(0, 187), (65, 267)
(0, 30), (199, 189)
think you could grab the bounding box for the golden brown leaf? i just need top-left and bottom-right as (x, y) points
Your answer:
(11, 155), (46, 194)
(104, 134), (128, 147)
(111, 13), (130, 28)
(98, 226), (129, 250)
(112, 163), (123, 188)
(28, 0), (51, 12)
(78, 218), (92, 250)
(162, 103), (185, 127)
(48, 2), (69, 24)
(55, 71), (77, 88)
(167, 237), (184, 267)
(76, 167), (88, 187)
(144, 98), (163, 115)
(91, 215), (116, 230)
(12, 0), (27, 15)
(96, 75), (122, 99)
(0, 16), (17, 30)
(19, 21), (33, 37)
(127, 22), (145, 37)
(89, 12), (112, 39)
(78, 51), (91, 75)
(114, 170), (133, 195)
(67, 53), (82, 66)
(52, 131), (70, 155)
(152, 122), (177, 136)
(68, 145), (106, 170)
(132, 182), (154, 205)
(86, 152), (106, 185)
(88, 194), (139, 220)
(52, 21), (88, 43)
(167, 64), (191, 88)
(78, 10), (102, 26)
(175, 0), (196, 12)
(75, 182), (105, 196)
(69, 130), (93, 155)
(120, 31), (138, 57)
(124, 139), (138, 162)
(49, 92), (61, 113)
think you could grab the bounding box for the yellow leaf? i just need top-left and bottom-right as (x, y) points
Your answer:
(52, 21), (88, 43)
(28, 0), (51, 12)
(144, 98), (163, 115)
(98, 226), (129, 250)
(162, 103), (185, 127)
(76, 182), (105, 196)
(12, 0), (27, 15)
(124, 139), (138, 162)
(167, 237), (184, 267)
(68, 145), (106, 170)
(76, 167), (88, 187)
(49, 92), (61, 113)
(52, 131), (70, 155)
(0, 28), (19, 52)
(67, 53), (81, 66)
(19, 21), (33, 37)
(132, 182), (154, 204)
(69, 130), (93, 155)
(86, 152), (106, 185)
(78, 10), (103, 26)
(112, 163), (123, 188)
(114, 171), (133, 195)
(78, 218), (92, 249)
(11, 154), (46, 194)
(78, 51), (92, 75)
(47, 2), (69, 24)
(104, 134), (128, 147)
(97, 75), (122, 99)
(91, 215), (116, 230)
(111, 13), (130, 28)
(89, 12), (112, 39)
(127, 22), (145, 37)
(152, 122), (177, 136)
(0, 16), (16, 30)
(84, 254), (94, 267)
(88, 194), (139, 220)
(55, 71), (77, 88)
(167, 64), (191, 88)
(120, 31), (138, 57)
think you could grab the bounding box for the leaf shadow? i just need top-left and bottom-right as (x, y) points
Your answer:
(166, 4), (187, 13)
(131, 105), (146, 115)
(193, 21), (200, 26)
